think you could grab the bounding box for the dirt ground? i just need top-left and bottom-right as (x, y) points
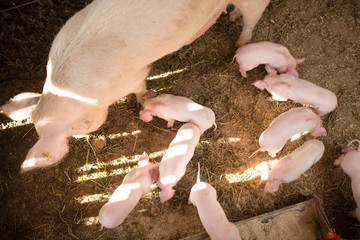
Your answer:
(0, 0), (359, 239)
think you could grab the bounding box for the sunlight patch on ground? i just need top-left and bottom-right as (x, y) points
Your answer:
(75, 193), (110, 204)
(76, 166), (133, 182)
(290, 131), (310, 142)
(96, 130), (142, 140)
(225, 159), (280, 183)
(226, 137), (241, 143)
(115, 96), (128, 104)
(76, 171), (108, 182)
(0, 118), (32, 130)
(77, 149), (167, 173)
(80, 216), (99, 226)
(225, 168), (261, 183)
(146, 68), (187, 81)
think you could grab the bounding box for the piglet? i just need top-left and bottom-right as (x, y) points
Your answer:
(256, 139), (324, 193)
(158, 122), (201, 202)
(188, 163), (241, 240)
(250, 107), (327, 158)
(334, 139), (360, 221)
(253, 73), (338, 116)
(139, 92), (216, 135)
(233, 41), (305, 78)
(98, 152), (159, 229)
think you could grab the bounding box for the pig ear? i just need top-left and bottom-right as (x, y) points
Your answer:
(139, 110), (153, 122)
(137, 152), (149, 167)
(265, 64), (277, 75)
(142, 91), (157, 100)
(149, 165), (159, 181)
(1, 92), (41, 120)
(20, 136), (69, 173)
(252, 80), (267, 90)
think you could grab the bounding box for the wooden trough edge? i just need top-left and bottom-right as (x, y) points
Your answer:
(181, 196), (336, 240)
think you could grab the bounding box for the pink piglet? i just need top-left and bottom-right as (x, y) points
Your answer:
(233, 41), (305, 78)
(334, 139), (360, 221)
(139, 92), (216, 135)
(257, 139), (325, 193)
(188, 163), (242, 240)
(99, 152), (159, 229)
(250, 107), (327, 158)
(158, 122), (201, 202)
(253, 73), (338, 116)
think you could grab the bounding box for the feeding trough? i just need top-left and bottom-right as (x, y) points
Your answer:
(182, 198), (339, 240)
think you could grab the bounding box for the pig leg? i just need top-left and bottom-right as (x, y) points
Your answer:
(268, 151), (277, 158)
(265, 64), (277, 75)
(333, 155), (345, 166)
(311, 127), (327, 137)
(159, 187), (175, 203)
(164, 118), (175, 128)
(239, 67), (248, 78)
(264, 179), (280, 193)
(229, 6), (242, 22)
(285, 68), (299, 78)
(296, 57), (306, 64)
(233, 0), (270, 47)
(1, 92), (41, 121)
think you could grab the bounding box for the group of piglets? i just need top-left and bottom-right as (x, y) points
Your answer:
(99, 91), (241, 239)
(234, 41), (338, 193)
(99, 41), (357, 236)
(235, 41), (360, 223)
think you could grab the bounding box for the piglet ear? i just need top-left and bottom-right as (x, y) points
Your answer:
(252, 80), (267, 90)
(20, 136), (69, 173)
(137, 152), (149, 167)
(149, 165), (159, 181)
(142, 91), (157, 100)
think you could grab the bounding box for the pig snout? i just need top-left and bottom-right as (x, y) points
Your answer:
(139, 109), (153, 122)
(20, 135), (69, 173)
